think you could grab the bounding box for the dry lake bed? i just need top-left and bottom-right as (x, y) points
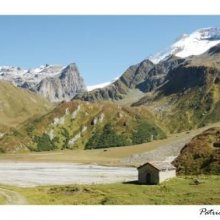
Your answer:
(0, 162), (137, 187)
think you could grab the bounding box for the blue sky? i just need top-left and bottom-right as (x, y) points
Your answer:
(0, 16), (220, 85)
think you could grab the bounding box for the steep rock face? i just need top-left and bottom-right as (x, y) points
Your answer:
(158, 65), (212, 96)
(0, 63), (86, 102)
(37, 64), (86, 102)
(136, 56), (185, 93)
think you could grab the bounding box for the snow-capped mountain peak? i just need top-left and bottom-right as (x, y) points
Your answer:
(149, 27), (220, 63)
(0, 64), (63, 86)
(0, 64), (86, 102)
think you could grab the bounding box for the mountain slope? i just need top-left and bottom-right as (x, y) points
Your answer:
(0, 80), (52, 135)
(76, 43), (220, 133)
(133, 44), (220, 133)
(172, 127), (220, 174)
(0, 100), (166, 152)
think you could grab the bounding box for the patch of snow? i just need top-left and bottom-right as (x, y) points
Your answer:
(87, 76), (119, 91)
(0, 64), (63, 90)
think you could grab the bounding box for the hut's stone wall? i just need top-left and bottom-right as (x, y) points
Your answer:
(158, 169), (176, 184)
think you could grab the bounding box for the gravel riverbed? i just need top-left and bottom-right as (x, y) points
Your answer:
(0, 162), (137, 187)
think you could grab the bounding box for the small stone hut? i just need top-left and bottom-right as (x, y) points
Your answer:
(137, 161), (176, 185)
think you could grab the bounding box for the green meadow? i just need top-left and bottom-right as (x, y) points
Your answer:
(0, 175), (219, 205)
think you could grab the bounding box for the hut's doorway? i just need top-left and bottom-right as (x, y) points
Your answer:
(146, 173), (151, 184)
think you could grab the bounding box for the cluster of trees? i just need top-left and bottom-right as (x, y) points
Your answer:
(34, 133), (56, 151)
(86, 121), (166, 149)
(85, 123), (129, 149)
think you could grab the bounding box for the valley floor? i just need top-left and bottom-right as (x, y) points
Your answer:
(0, 176), (219, 205)
(0, 122), (220, 204)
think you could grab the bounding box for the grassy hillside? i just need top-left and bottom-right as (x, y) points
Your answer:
(0, 100), (166, 152)
(0, 81), (52, 134)
(173, 127), (220, 174)
(1, 122), (219, 165)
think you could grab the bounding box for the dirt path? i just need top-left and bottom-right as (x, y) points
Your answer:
(121, 137), (189, 165)
(0, 187), (27, 205)
(121, 121), (220, 166)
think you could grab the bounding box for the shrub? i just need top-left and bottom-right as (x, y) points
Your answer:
(26, 124), (35, 135)
(0, 148), (5, 153)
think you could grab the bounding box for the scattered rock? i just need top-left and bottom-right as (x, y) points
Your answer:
(81, 126), (87, 133)
(99, 113), (105, 122)
(48, 129), (54, 141)
(91, 117), (98, 126)
(71, 105), (81, 119)
(68, 133), (81, 146)
(65, 108), (70, 115)
(53, 116), (65, 125)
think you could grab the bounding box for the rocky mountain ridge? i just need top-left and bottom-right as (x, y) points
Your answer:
(0, 63), (86, 102)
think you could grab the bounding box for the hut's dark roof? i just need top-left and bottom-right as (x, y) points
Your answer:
(137, 161), (176, 171)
